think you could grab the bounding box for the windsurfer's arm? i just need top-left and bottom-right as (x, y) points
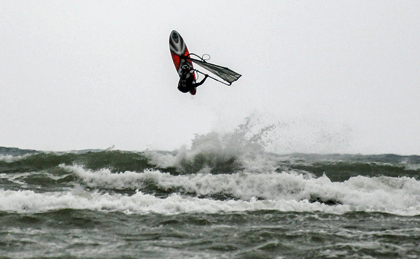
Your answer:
(193, 74), (208, 88)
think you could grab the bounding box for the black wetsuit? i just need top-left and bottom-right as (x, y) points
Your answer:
(177, 71), (208, 94)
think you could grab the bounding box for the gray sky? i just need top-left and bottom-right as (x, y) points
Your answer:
(1, 1), (419, 154)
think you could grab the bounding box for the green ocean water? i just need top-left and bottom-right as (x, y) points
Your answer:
(1, 143), (420, 258)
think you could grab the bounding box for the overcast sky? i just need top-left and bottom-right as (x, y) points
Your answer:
(1, 1), (419, 155)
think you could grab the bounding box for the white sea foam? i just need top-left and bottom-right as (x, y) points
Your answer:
(0, 188), (346, 214)
(0, 154), (33, 163)
(0, 172), (32, 188)
(1, 178), (419, 215)
(55, 165), (420, 216)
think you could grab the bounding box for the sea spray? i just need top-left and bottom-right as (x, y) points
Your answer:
(145, 116), (279, 174)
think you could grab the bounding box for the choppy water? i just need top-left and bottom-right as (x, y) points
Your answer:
(1, 130), (420, 258)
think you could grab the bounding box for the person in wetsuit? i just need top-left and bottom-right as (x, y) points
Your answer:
(177, 69), (208, 95)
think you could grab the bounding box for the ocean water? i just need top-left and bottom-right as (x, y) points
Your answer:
(1, 130), (420, 258)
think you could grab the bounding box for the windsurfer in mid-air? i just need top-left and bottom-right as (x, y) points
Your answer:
(177, 67), (208, 95)
(169, 30), (241, 95)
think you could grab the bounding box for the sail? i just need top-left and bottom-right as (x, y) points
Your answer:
(190, 58), (241, 85)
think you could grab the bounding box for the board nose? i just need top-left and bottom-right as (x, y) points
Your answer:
(170, 30), (179, 43)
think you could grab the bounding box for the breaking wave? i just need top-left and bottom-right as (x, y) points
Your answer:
(1, 117), (420, 216)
